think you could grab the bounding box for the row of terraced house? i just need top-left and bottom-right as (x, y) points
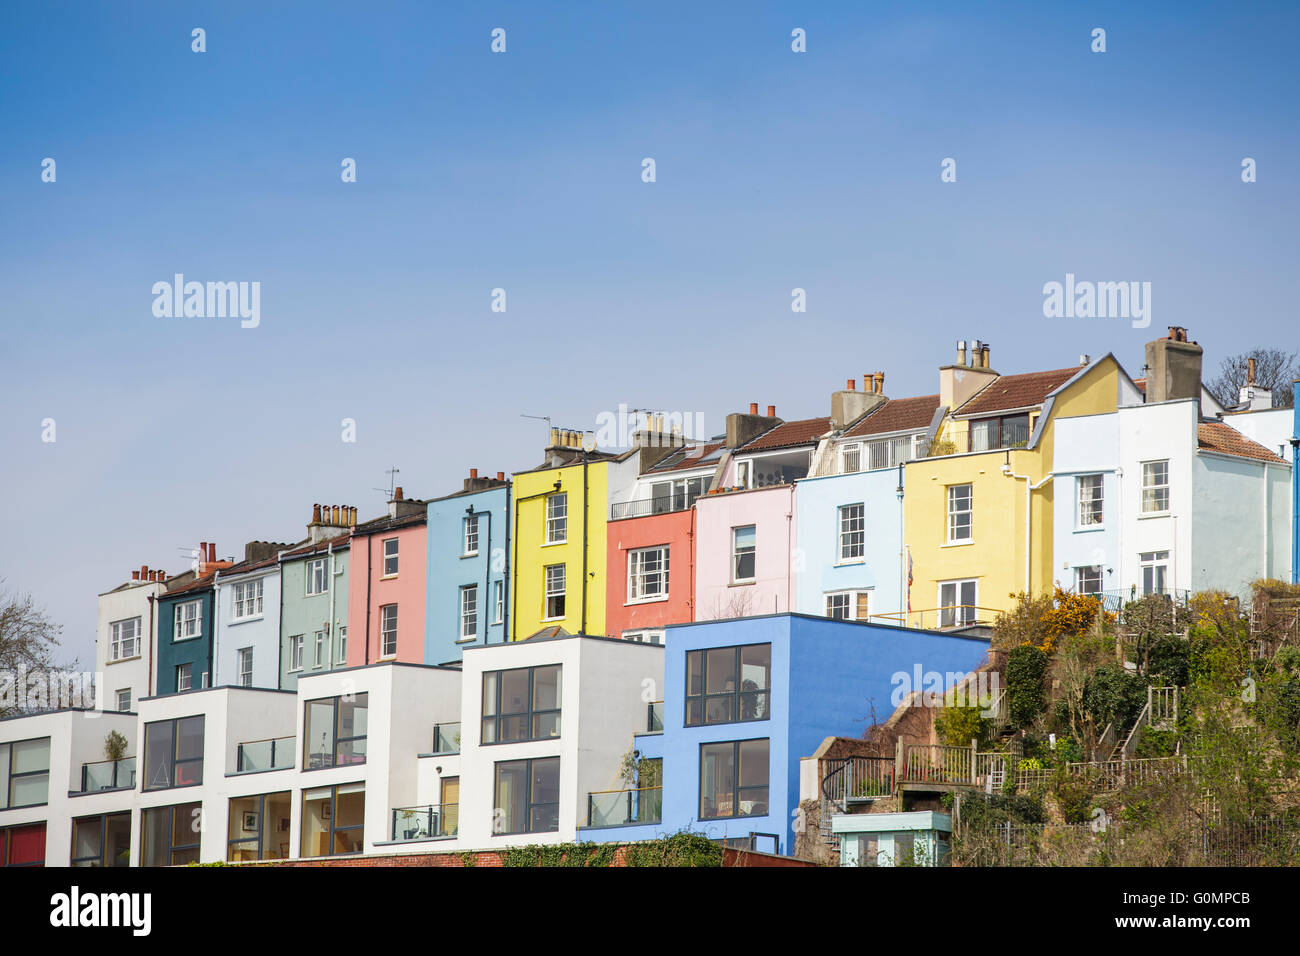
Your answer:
(2, 327), (1297, 866)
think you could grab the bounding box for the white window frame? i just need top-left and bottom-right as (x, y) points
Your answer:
(109, 617), (141, 661)
(544, 564), (566, 621)
(938, 579), (978, 628)
(623, 629), (665, 645)
(492, 580), (504, 624)
(824, 590), (871, 621)
(1075, 566), (1103, 596)
(306, 558), (329, 596)
(736, 460), (752, 489)
(1140, 551), (1170, 595)
(237, 647), (253, 687)
(840, 444), (862, 474)
(460, 585), (479, 640)
(627, 546), (670, 603)
(383, 538), (399, 576)
(463, 515), (480, 556)
(174, 600), (202, 642)
(116, 688), (131, 712)
(176, 663), (193, 692)
(838, 503), (865, 562)
(337, 625), (348, 665)
(289, 634), (304, 672)
(946, 484), (973, 543)
(1141, 460), (1170, 515)
(546, 493), (568, 544)
(314, 630), (326, 668)
(732, 526), (756, 584)
(231, 579), (264, 621)
(1077, 474), (1104, 528)
(380, 604), (398, 657)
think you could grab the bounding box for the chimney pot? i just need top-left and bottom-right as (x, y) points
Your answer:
(209, 543), (217, 563)
(767, 405), (776, 417)
(496, 471), (505, 481)
(470, 468), (478, 479)
(394, 486), (403, 500)
(1247, 357), (1257, 385)
(846, 378), (855, 390)
(131, 570), (140, 581)
(749, 402), (758, 415)
(873, 372), (885, 394)
(312, 503), (321, 523)
(197, 546), (206, 565)
(140, 564), (148, 579)
(957, 341), (967, 366)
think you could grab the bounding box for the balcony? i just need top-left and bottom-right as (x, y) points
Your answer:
(645, 701), (664, 734)
(235, 736), (295, 773)
(611, 494), (697, 521)
(78, 757), (135, 792)
(432, 722), (461, 755)
(391, 804), (458, 841)
(585, 787), (662, 828)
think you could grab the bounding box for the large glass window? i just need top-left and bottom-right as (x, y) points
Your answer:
(685, 644), (771, 726)
(228, 791), (291, 861)
(732, 525), (756, 583)
(494, 757), (560, 835)
(301, 784), (365, 857)
(1077, 474), (1104, 527)
(140, 802), (201, 866)
(71, 812), (131, 867)
(0, 738), (51, 809)
(304, 693), (368, 770)
(1, 823), (46, 867)
(628, 546), (669, 602)
(481, 665), (561, 744)
(946, 484), (972, 542)
(546, 493), (567, 543)
(838, 504), (865, 560)
(970, 415), (1030, 452)
(699, 739), (769, 820)
(143, 716), (205, 791)
(1142, 460), (1169, 514)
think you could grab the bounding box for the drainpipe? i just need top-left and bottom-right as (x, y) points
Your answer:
(210, 569), (220, 687)
(327, 540), (336, 667)
(364, 535), (372, 665)
(897, 463), (905, 625)
(467, 503), (492, 643)
(147, 592), (156, 698)
(511, 481), (563, 642)
(1002, 458), (1054, 594)
(503, 483), (512, 643)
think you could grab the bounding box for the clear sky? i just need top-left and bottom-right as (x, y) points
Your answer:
(1, 1), (1297, 670)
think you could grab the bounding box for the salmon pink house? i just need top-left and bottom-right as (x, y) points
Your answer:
(347, 489), (428, 666)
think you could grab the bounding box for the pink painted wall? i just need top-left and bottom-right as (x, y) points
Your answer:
(347, 523), (428, 665)
(693, 485), (795, 621)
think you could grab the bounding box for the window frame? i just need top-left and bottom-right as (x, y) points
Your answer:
(492, 580), (504, 625)
(1075, 565), (1103, 596)
(946, 484), (973, 543)
(1140, 551), (1170, 595)
(70, 811), (131, 867)
(838, 503), (865, 562)
(698, 738), (770, 821)
(379, 604), (398, 658)
(481, 664), (562, 745)
(289, 634), (304, 672)
(140, 802), (202, 867)
(545, 492), (568, 544)
(460, 584), (479, 640)
(627, 545), (670, 603)
(176, 662), (193, 692)
(463, 514), (480, 556)
(493, 756), (561, 836)
(1141, 460), (1170, 515)
(109, 617), (141, 661)
(0, 737), (51, 811)
(731, 525), (757, 584)
(685, 643), (772, 727)
(382, 537), (399, 576)
(227, 791), (291, 862)
(231, 578), (264, 621)
(238, 647), (254, 687)
(116, 688), (131, 713)
(303, 693), (369, 771)
(1077, 473), (1104, 528)
(300, 783), (365, 857)
(840, 443), (862, 474)
(825, 590), (871, 622)
(173, 599), (202, 642)
(543, 564), (566, 621)
(937, 579), (978, 627)
(305, 558), (329, 596)
(142, 715), (205, 792)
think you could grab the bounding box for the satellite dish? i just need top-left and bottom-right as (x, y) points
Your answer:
(582, 433), (598, 452)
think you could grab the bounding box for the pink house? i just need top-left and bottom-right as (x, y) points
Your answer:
(347, 489), (428, 666)
(693, 484), (796, 620)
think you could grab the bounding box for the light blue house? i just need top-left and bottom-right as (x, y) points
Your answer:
(425, 472), (511, 665)
(577, 612), (989, 855)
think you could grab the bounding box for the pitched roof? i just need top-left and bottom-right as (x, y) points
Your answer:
(739, 417), (831, 452)
(646, 441), (727, 473)
(956, 367), (1081, 417)
(352, 511), (427, 536)
(843, 395), (942, 438)
(1197, 422), (1286, 463)
(161, 572), (217, 598)
(281, 533), (351, 559)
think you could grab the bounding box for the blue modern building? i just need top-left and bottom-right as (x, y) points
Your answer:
(425, 471), (511, 665)
(578, 612), (990, 855)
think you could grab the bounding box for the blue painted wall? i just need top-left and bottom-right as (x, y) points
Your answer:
(794, 469), (905, 621)
(580, 613), (990, 853)
(426, 484), (510, 665)
(155, 588), (215, 695)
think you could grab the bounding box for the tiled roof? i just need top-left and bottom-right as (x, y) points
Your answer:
(161, 573), (217, 598)
(740, 417), (832, 452)
(352, 510), (427, 537)
(843, 395), (942, 438)
(1132, 377), (1146, 393)
(220, 554), (287, 577)
(1197, 422), (1286, 463)
(281, 533), (351, 558)
(955, 367), (1081, 416)
(647, 441), (727, 473)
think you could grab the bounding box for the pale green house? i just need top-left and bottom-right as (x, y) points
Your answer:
(279, 523), (351, 690)
(832, 811), (952, 867)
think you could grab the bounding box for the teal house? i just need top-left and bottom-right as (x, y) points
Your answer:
(156, 571), (219, 695)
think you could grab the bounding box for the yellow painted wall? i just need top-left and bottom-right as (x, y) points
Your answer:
(904, 357), (1122, 623)
(510, 461), (610, 639)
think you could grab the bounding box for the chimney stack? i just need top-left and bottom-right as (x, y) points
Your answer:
(834, 373), (886, 427)
(1144, 327), (1203, 406)
(726, 402), (782, 449)
(940, 339), (998, 410)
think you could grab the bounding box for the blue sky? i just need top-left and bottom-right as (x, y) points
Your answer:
(1, 0), (1297, 669)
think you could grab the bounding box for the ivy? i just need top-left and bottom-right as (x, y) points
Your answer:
(499, 832), (721, 867)
(1006, 644), (1048, 727)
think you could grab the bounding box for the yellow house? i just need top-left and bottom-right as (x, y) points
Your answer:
(903, 345), (1125, 627)
(510, 430), (638, 640)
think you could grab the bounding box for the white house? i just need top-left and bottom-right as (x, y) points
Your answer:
(96, 566), (168, 712)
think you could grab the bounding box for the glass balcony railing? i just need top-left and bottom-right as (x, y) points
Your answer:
(586, 787), (663, 828)
(432, 723), (461, 755)
(391, 804), (458, 841)
(235, 736), (295, 773)
(79, 757), (135, 792)
(645, 701), (664, 733)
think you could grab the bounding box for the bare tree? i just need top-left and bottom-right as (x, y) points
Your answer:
(1207, 349), (1297, 409)
(0, 586), (64, 717)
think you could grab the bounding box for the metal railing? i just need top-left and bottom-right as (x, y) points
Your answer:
(235, 736), (295, 773)
(823, 756), (895, 804)
(902, 744), (973, 785)
(391, 803), (458, 841)
(586, 786), (663, 827)
(611, 493), (700, 520)
(871, 605), (1003, 630)
(79, 757), (135, 792)
(646, 701), (664, 733)
(433, 722), (461, 755)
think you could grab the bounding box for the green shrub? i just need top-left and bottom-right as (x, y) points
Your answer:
(1083, 664), (1145, 731)
(1006, 645), (1049, 727)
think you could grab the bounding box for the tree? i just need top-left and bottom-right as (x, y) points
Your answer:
(0, 586), (64, 717)
(1207, 349), (1297, 409)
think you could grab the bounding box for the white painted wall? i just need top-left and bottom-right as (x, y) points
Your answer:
(96, 580), (163, 709)
(1222, 407), (1293, 463)
(214, 567), (282, 689)
(1052, 412), (1121, 593)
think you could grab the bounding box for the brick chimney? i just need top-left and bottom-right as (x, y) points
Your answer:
(388, 486), (425, 519)
(726, 403), (782, 449)
(1144, 327), (1203, 406)
(832, 374), (886, 428)
(1238, 356), (1273, 410)
(197, 541), (234, 577)
(308, 502), (357, 543)
(462, 469), (510, 494)
(940, 339), (998, 411)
